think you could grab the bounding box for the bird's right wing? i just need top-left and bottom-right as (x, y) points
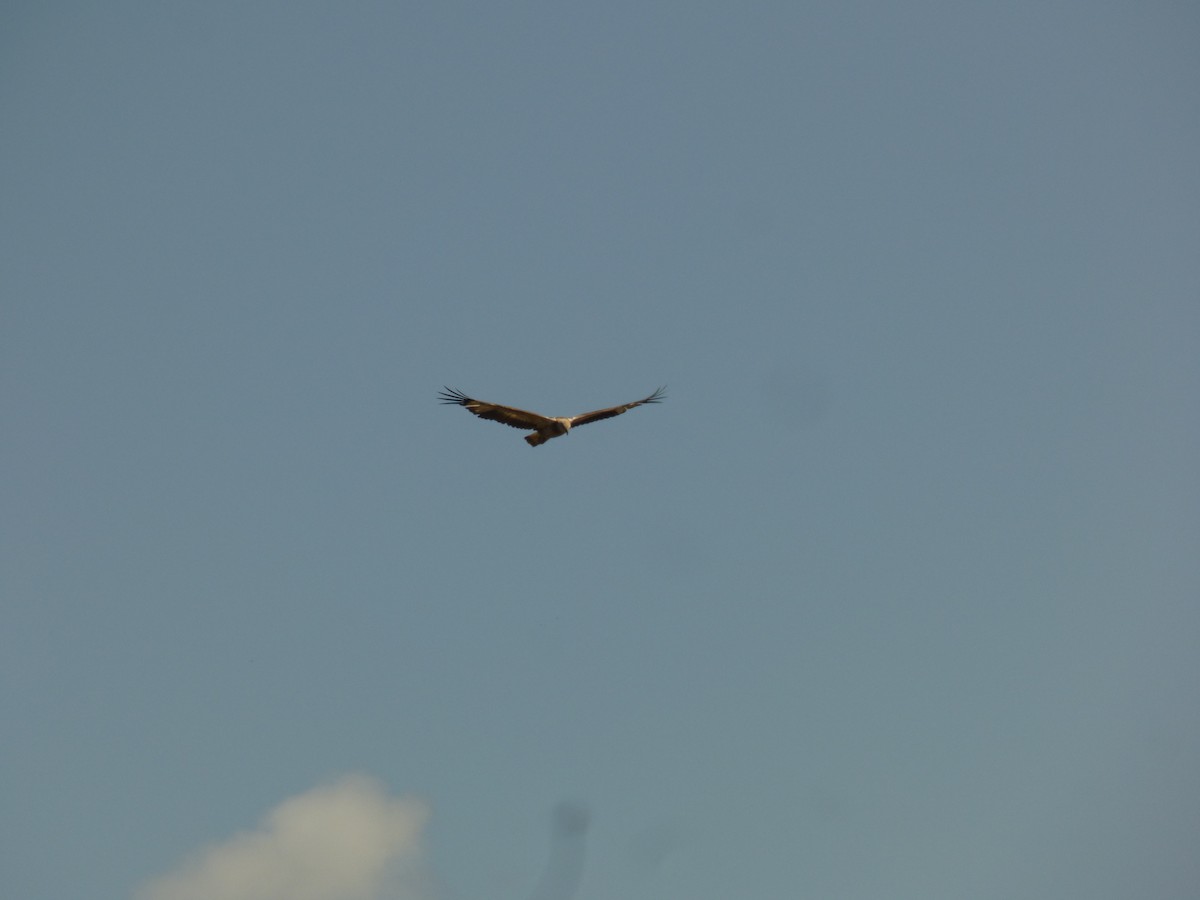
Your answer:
(439, 388), (553, 430)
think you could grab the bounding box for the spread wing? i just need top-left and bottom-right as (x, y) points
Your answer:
(438, 387), (554, 431)
(568, 386), (666, 428)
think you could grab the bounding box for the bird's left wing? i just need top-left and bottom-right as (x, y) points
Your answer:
(439, 388), (554, 430)
(568, 386), (666, 428)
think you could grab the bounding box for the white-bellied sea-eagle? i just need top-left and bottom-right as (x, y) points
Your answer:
(439, 386), (665, 446)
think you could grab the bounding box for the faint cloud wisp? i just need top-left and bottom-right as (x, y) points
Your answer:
(527, 801), (590, 900)
(137, 775), (431, 900)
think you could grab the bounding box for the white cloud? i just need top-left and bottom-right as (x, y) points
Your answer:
(138, 774), (432, 900)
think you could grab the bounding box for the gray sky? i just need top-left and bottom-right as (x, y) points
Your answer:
(3, 3), (1198, 899)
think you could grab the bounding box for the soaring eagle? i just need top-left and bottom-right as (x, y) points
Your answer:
(439, 386), (665, 446)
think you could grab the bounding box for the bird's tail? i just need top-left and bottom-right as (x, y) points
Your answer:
(525, 433), (546, 447)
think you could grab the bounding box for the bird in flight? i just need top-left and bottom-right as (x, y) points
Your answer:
(439, 386), (666, 446)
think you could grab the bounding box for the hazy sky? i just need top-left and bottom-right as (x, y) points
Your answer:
(3, 3), (1198, 899)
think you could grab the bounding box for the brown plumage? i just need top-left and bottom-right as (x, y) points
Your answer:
(439, 386), (666, 446)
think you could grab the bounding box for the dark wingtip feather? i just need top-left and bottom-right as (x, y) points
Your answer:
(438, 387), (470, 405)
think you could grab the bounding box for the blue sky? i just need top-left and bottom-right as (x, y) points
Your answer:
(3, 3), (1198, 899)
